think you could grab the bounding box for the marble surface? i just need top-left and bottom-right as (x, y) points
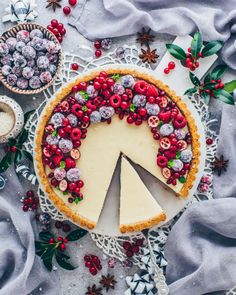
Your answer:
(0, 1), (235, 294)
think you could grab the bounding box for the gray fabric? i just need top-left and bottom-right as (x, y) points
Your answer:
(213, 104), (236, 199)
(69, 0), (236, 69)
(165, 198), (236, 295)
(0, 166), (59, 295)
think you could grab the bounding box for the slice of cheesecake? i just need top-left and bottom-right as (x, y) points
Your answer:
(120, 156), (166, 233)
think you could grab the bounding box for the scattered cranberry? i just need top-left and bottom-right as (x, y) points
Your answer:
(63, 6), (71, 15)
(69, 0), (77, 5)
(49, 20), (66, 43)
(168, 61), (175, 70)
(95, 49), (102, 58)
(71, 63), (79, 71)
(164, 68), (170, 74)
(21, 191), (39, 212)
(122, 239), (143, 257)
(206, 138), (213, 145)
(84, 255), (102, 275)
(94, 41), (101, 49)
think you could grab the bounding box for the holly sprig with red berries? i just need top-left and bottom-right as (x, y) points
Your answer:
(35, 228), (87, 271)
(166, 32), (223, 71)
(0, 110), (34, 173)
(184, 65), (235, 105)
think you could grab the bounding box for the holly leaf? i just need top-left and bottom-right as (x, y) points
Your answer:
(66, 228), (87, 242)
(189, 72), (200, 86)
(35, 241), (49, 251)
(39, 231), (54, 242)
(201, 40), (223, 57)
(41, 245), (56, 261)
(184, 88), (197, 95)
(14, 150), (22, 165)
(211, 65), (227, 80)
(204, 72), (212, 84)
(204, 82), (217, 90)
(24, 110), (34, 124)
(191, 32), (202, 59)
(213, 89), (235, 105)
(8, 138), (17, 146)
(166, 44), (187, 61)
(55, 252), (77, 270)
(43, 254), (54, 272)
(22, 150), (33, 162)
(224, 80), (236, 93)
(0, 151), (12, 173)
(201, 91), (211, 104)
(18, 129), (28, 145)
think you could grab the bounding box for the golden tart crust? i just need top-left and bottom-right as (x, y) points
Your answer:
(34, 68), (201, 231)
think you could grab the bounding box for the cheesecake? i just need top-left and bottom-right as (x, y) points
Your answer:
(35, 68), (200, 232)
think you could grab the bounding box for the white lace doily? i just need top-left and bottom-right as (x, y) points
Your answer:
(24, 45), (219, 294)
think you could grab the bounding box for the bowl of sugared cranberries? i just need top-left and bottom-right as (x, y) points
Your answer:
(0, 23), (62, 95)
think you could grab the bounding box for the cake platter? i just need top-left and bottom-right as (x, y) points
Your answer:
(33, 62), (206, 236)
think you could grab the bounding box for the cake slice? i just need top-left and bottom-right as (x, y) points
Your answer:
(120, 156), (166, 233)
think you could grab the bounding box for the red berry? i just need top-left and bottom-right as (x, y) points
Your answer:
(99, 71), (107, 78)
(146, 85), (158, 98)
(58, 128), (67, 138)
(60, 243), (66, 251)
(106, 78), (115, 87)
(47, 25), (53, 32)
(71, 63), (79, 71)
(68, 182), (76, 192)
(51, 19), (58, 28)
(127, 116), (133, 124)
(49, 238), (55, 244)
(132, 245), (139, 253)
(138, 107), (147, 117)
(27, 190), (34, 198)
(188, 47), (192, 53)
(153, 133), (160, 140)
(164, 68), (170, 74)
(89, 266), (97, 275)
(77, 180), (84, 188)
(77, 82), (87, 90)
(126, 250), (134, 258)
(121, 101), (128, 109)
(63, 6), (71, 15)
(69, 0), (77, 6)
(94, 81), (101, 90)
(11, 146), (17, 152)
(123, 241), (131, 250)
(148, 96), (155, 104)
(109, 94), (121, 108)
(134, 80), (148, 94)
(206, 138), (213, 145)
(22, 205), (29, 212)
(64, 238), (69, 244)
(57, 236), (63, 242)
(94, 41), (101, 49)
(195, 61), (199, 68)
(61, 28), (66, 35)
(95, 49), (102, 58)
(168, 61), (175, 70)
(52, 28), (59, 36)
(71, 128), (82, 140)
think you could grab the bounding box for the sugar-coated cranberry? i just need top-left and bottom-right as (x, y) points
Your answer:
(51, 19), (58, 28)
(94, 41), (101, 49)
(95, 49), (102, 58)
(63, 6), (71, 15)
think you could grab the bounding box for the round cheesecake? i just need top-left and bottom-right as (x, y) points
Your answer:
(34, 67), (200, 233)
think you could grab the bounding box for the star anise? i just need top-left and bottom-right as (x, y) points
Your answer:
(139, 46), (159, 64)
(137, 28), (155, 46)
(213, 155), (229, 176)
(86, 285), (103, 295)
(100, 274), (117, 292)
(46, 0), (62, 11)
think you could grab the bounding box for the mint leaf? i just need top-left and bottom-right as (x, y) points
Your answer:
(191, 32), (202, 59)
(79, 91), (89, 100)
(112, 74), (120, 82)
(52, 130), (57, 137)
(166, 44), (186, 61)
(59, 161), (65, 169)
(82, 106), (88, 112)
(201, 40), (223, 57)
(129, 104), (136, 112)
